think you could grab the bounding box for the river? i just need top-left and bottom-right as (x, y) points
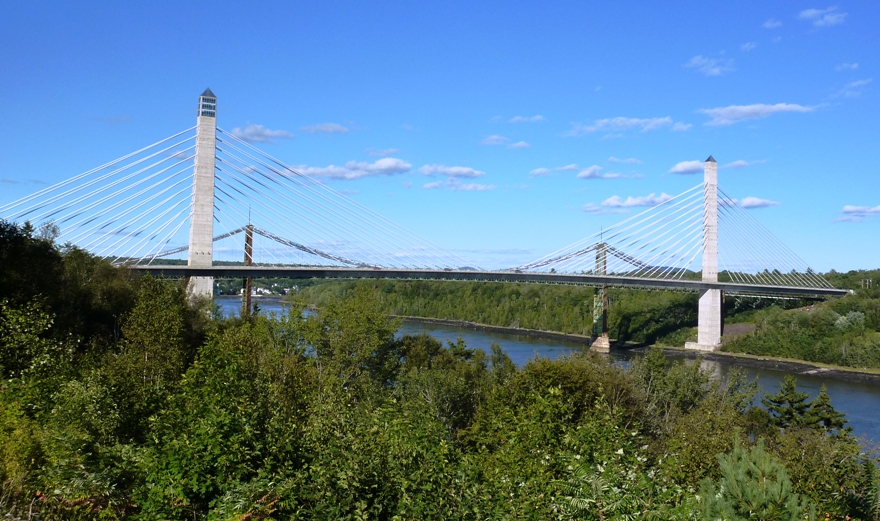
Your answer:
(219, 297), (880, 445)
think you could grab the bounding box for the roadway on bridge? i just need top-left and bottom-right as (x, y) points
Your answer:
(130, 265), (850, 299)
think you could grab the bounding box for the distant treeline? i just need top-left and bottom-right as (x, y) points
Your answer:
(292, 279), (782, 345)
(293, 273), (880, 369)
(723, 269), (880, 369)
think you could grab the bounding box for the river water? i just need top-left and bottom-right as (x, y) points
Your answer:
(219, 297), (880, 445)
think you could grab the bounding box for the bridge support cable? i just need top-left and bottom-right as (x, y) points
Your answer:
(214, 140), (453, 269)
(212, 165), (380, 267)
(66, 168), (194, 256)
(213, 160), (388, 267)
(516, 184), (706, 278)
(717, 187), (832, 289)
(112, 204), (193, 265)
(216, 131), (462, 268)
(211, 179), (363, 267)
(215, 150), (417, 268)
(98, 194), (192, 263)
(0, 127), (196, 216)
(0, 128), (200, 264)
(74, 180), (192, 259)
(56, 161), (193, 232)
(216, 129), (475, 270)
(717, 198), (792, 286)
(4, 137), (196, 224)
(207, 188), (288, 267)
(600, 198), (703, 277)
(514, 184), (702, 273)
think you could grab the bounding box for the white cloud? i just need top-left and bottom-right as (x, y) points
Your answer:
(481, 135), (509, 145)
(739, 196), (780, 209)
(669, 160), (704, 174)
(564, 116), (674, 136)
(762, 18), (782, 28)
(602, 193), (674, 208)
(419, 164), (486, 178)
(834, 215), (865, 223)
(582, 203), (628, 215)
(556, 164), (580, 171)
(699, 103), (814, 125)
(842, 204), (880, 216)
(403, 181), (413, 188)
(509, 141), (530, 149)
(400, 123), (414, 131)
(230, 124), (294, 143)
(608, 156), (642, 164)
(576, 165), (627, 180)
(836, 63), (859, 72)
(367, 148), (400, 157)
(509, 115), (545, 123)
(798, 6), (847, 27)
(721, 159), (766, 169)
(741, 42), (758, 51)
(835, 79), (872, 98)
(296, 157), (411, 180)
(684, 55), (735, 76)
(453, 181), (496, 191)
(577, 166), (602, 179)
(424, 178), (496, 191)
(301, 123), (349, 134)
(671, 122), (693, 132)
(529, 168), (551, 177)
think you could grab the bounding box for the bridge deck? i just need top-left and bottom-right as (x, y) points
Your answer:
(129, 265), (850, 298)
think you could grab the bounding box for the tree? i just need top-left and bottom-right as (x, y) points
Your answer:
(804, 384), (849, 434)
(761, 375), (811, 430)
(700, 437), (816, 521)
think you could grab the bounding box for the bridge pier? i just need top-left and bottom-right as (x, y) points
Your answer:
(686, 156), (722, 351)
(186, 89), (217, 300)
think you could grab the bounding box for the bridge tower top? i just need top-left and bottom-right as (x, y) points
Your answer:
(199, 88), (217, 118)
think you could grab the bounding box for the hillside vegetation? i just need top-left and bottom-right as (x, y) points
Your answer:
(295, 274), (880, 369)
(3, 220), (880, 519)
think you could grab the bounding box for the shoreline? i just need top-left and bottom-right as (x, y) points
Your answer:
(395, 315), (880, 385)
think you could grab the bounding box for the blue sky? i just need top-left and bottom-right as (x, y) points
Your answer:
(1, 1), (878, 271)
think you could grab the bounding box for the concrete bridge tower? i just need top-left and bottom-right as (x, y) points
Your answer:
(687, 156), (723, 351)
(186, 89), (217, 298)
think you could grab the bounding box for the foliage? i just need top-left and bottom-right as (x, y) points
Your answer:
(699, 437), (816, 521)
(724, 285), (880, 369)
(1, 221), (878, 519)
(761, 375), (813, 430)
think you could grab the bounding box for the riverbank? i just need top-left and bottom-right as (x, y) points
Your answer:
(393, 315), (593, 345)
(396, 315), (880, 385)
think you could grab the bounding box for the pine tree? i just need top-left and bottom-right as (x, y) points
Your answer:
(700, 437), (816, 521)
(761, 375), (811, 429)
(804, 384), (849, 434)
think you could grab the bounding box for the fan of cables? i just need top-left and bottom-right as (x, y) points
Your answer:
(513, 184), (832, 289)
(0, 127), (475, 271)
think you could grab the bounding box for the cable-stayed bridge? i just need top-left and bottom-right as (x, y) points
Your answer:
(0, 90), (848, 351)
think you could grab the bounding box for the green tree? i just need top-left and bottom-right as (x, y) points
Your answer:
(761, 375), (812, 430)
(700, 437), (816, 521)
(803, 384), (849, 434)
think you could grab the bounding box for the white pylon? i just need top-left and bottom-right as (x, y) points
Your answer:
(186, 89), (217, 299)
(687, 156), (723, 351)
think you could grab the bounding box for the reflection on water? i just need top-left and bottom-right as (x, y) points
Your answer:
(215, 296), (880, 444)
